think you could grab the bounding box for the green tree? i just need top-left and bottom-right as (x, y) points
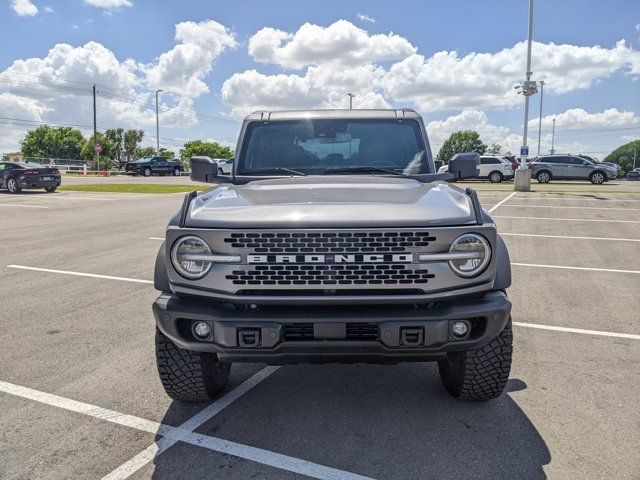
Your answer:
(604, 139), (640, 176)
(436, 130), (487, 163)
(21, 125), (85, 159)
(134, 146), (155, 158)
(123, 129), (144, 161)
(80, 133), (116, 169)
(104, 128), (125, 165)
(180, 140), (233, 162)
(487, 143), (503, 155)
(158, 148), (175, 159)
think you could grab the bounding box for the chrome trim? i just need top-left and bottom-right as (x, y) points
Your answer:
(418, 252), (484, 262)
(182, 254), (242, 263)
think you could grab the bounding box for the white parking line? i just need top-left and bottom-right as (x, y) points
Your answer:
(0, 380), (373, 480)
(494, 215), (640, 224)
(501, 232), (640, 243)
(103, 366), (281, 480)
(501, 204), (640, 211)
(487, 192), (517, 213)
(148, 237), (164, 241)
(513, 322), (640, 340)
(512, 262), (640, 274)
(512, 196), (640, 203)
(6, 265), (153, 284)
(0, 203), (49, 208)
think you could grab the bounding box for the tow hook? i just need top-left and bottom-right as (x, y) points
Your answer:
(238, 328), (261, 348)
(400, 327), (424, 347)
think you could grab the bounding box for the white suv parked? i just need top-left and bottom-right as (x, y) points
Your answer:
(438, 155), (513, 183)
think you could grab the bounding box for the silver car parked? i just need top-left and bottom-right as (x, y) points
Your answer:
(530, 154), (617, 184)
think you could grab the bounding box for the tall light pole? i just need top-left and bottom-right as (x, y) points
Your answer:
(550, 118), (556, 154)
(155, 89), (163, 155)
(537, 80), (545, 156)
(347, 93), (355, 110)
(514, 0), (536, 192)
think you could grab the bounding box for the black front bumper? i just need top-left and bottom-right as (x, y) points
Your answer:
(153, 291), (511, 363)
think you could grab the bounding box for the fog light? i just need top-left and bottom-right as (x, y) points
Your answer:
(193, 321), (211, 339)
(451, 320), (470, 338)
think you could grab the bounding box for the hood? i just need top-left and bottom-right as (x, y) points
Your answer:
(185, 176), (477, 229)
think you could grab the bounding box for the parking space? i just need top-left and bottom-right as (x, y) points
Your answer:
(1, 184), (639, 479)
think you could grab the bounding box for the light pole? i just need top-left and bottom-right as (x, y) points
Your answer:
(550, 118), (556, 154)
(155, 89), (163, 155)
(537, 80), (545, 155)
(514, 0), (536, 192)
(347, 93), (355, 110)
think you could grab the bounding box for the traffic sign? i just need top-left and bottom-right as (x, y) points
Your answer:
(520, 145), (529, 156)
(95, 143), (102, 153)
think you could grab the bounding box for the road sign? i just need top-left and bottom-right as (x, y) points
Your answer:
(95, 143), (102, 153)
(520, 145), (529, 156)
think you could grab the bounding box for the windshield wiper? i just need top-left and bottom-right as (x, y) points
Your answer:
(323, 166), (408, 176)
(246, 167), (307, 176)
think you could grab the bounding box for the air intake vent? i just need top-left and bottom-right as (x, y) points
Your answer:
(283, 323), (313, 341)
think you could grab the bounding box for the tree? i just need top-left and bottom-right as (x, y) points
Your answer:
(436, 130), (487, 163)
(604, 139), (640, 176)
(135, 146), (156, 158)
(123, 129), (144, 161)
(487, 143), (503, 155)
(80, 133), (116, 169)
(104, 128), (125, 165)
(158, 148), (175, 159)
(21, 125), (85, 160)
(180, 140), (233, 162)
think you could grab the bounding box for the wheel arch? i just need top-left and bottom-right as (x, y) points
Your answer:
(493, 234), (511, 290)
(154, 241), (172, 293)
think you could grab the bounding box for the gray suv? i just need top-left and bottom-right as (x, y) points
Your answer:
(152, 109), (513, 403)
(530, 154), (617, 184)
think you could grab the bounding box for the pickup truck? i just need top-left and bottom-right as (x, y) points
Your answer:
(125, 156), (184, 177)
(152, 109), (513, 403)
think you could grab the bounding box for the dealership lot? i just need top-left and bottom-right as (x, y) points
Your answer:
(1, 184), (639, 480)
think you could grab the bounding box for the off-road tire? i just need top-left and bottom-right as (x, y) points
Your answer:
(489, 171), (503, 183)
(155, 328), (230, 402)
(44, 186), (57, 193)
(438, 318), (513, 400)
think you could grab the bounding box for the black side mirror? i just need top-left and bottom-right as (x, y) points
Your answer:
(190, 156), (219, 183)
(448, 152), (480, 180)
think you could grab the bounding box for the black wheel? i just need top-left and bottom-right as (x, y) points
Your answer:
(173, 168), (181, 176)
(6, 177), (21, 193)
(536, 171), (551, 183)
(143, 167), (151, 177)
(489, 171), (503, 183)
(438, 318), (513, 400)
(155, 328), (230, 402)
(590, 172), (605, 185)
(44, 186), (57, 193)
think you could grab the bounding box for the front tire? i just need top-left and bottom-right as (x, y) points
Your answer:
(536, 171), (551, 183)
(438, 318), (513, 400)
(489, 171), (503, 183)
(6, 177), (21, 193)
(44, 186), (57, 193)
(173, 168), (181, 176)
(143, 167), (151, 177)
(590, 172), (605, 185)
(155, 328), (230, 402)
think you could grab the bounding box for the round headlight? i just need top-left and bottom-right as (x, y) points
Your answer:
(448, 234), (491, 278)
(171, 235), (213, 279)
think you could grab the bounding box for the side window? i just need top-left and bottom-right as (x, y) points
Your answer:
(0, 164), (6, 171)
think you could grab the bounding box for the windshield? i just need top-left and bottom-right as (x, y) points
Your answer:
(237, 119), (429, 175)
(136, 157), (152, 163)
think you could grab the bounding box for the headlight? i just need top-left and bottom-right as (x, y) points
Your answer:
(448, 234), (491, 277)
(171, 235), (213, 279)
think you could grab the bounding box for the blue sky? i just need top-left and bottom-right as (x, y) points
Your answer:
(1, 0), (639, 158)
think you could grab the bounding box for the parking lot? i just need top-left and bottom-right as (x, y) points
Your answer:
(1, 183), (639, 480)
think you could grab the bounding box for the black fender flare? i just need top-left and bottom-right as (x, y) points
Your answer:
(493, 234), (511, 290)
(154, 241), (172, 293)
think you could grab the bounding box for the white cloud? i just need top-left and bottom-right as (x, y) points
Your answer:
(10, 0), (38, 16)
(84, 0), (132, 9)
(248, 20), (415, 69)
(43, 6), (53, 13)
(529, 108), (640, 129)
(144, 19), (237, 97)
(426, 110), (511, 152)
(357, 13), (375, 24)
(0, 93), (50, 152)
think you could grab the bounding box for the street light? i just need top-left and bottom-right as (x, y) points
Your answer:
(537, 80), (545, 156)
(347, 93), (355, 110)
(155, 89), (163, 155)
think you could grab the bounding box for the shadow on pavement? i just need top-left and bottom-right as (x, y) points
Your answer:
(150, 364), (549, 480)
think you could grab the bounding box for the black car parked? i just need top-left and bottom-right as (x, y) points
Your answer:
(0, 162), (61, 193)
(125, 156), (184, 177)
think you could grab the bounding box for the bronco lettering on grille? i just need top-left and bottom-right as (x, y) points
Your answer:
(247, 254), (414, 264)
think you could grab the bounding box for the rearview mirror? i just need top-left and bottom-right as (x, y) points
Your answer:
(448, 152), (480, 180)
(190, 156), (218, 183)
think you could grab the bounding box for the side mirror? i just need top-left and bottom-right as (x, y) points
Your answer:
(190, 156), (218, 183)
(448, 152), (480, 180)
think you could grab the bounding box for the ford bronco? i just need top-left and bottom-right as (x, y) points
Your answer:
(152, 109), (513, 402)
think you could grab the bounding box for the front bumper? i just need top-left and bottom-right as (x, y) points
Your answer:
(153, 290), (511, 363)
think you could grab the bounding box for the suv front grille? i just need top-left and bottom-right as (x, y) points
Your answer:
(226, 264), (435, 286)
(282, 323), (378, 341)
(224, 231), (436, 254)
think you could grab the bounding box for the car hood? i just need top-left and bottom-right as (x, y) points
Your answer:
(184, 176), (478, 229)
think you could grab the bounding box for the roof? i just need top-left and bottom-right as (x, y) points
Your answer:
(244, 108), (421, 121)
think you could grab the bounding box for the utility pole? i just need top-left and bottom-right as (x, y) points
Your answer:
(92, 84), (99, 171)
(514, 0), (536, 191)
(550, 118), (556, 154)
(347, 93), (355, 110)
(155, 89), (163, 155)
(634, 147), (638, 169)
(537, 80), (545, 156)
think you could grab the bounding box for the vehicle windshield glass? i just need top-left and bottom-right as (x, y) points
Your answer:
(15, 162), (44, 168)
(237, 119), (429, 175)
(136, 157), (152, 163)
